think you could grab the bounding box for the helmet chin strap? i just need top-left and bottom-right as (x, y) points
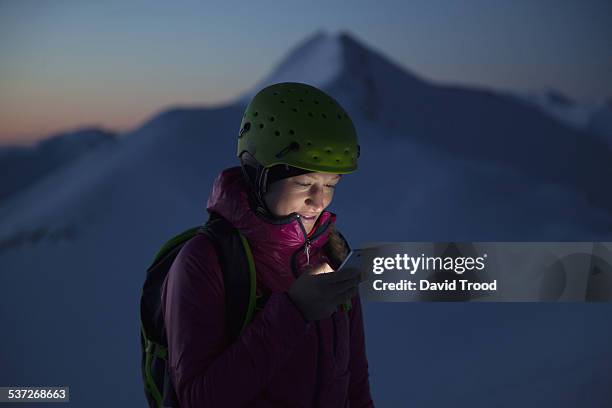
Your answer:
(239, 152), (274, 216)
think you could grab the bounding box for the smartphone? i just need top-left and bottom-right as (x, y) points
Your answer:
(338, 249), (367, 312)
(337, 249), (368, 283)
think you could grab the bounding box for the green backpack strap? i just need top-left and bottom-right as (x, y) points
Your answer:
(150, 226), (202, 267)
(237, 233), (257, 335)
(140, 322), (165, 407)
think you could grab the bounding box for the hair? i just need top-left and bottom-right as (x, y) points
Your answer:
(325, 224), (349, 268)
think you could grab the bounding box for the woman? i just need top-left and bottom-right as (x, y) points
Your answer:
(161, 82), (374, 407)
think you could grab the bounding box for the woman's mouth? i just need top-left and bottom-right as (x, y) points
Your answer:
(299, 214), (317, 222)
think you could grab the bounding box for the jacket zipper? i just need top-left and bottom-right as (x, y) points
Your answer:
(291, 215), (331, 276)
(295, 214), (311, 265)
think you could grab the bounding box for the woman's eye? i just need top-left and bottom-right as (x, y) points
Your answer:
(294, 181), (336, 189)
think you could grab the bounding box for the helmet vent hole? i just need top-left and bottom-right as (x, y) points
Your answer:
(299, 98), (304, 102)
(239, 122), (251, 138)
(289, 129), (295, 135)
(292, 108), (298, 112)
(273, 92), (279, 96)
(325, 148), (332, 153)
(337, 114), (342, 119)
(308, 112), (313, 117)
(259, 124), (264, 129)
(314, 100), (319, 105)
(344, 149), (350, 154)
(336, 159), (340, 163)
(254, 112), (259, 117)
(280, 100), (285, 104)
(269, 116), (275, 122)
(313, 156), (318, 160)
(307, 141), (312, 146)
(288, 89), (293, 93)
(321, 113), (327, 119)
(275, 131), (280, 136)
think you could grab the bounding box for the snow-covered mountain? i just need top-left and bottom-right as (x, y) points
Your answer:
(514, 90), (596, 129)
(513, 90), (612, 148)
(0, 127), (117, 203)
(1, 31), (611, 407)
(246, 32), (612, 214)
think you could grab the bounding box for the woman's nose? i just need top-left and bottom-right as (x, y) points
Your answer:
(306, 187), (325, 211)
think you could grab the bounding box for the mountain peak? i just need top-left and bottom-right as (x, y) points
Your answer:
(236, 30), (425, 107)
(237, 30), (343, 103)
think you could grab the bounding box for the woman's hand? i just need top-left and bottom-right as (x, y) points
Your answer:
(288, 262), (360, 321)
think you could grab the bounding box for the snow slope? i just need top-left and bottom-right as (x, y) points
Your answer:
(513, 90), (612, 148)
(1, 31), (611, 407)
(588, 99), (612, 145)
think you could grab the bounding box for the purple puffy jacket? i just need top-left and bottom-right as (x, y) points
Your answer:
(161, 167), (374, 407)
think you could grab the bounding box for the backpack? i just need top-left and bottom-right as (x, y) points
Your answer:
(139, 213), (259, 408)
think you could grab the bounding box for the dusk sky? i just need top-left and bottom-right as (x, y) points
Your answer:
(1, 0), (611, 144)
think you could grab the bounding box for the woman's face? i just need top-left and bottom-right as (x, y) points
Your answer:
(264, 172), (341, 234)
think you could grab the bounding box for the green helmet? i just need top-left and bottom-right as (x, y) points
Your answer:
(237, 82), (360, 174)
